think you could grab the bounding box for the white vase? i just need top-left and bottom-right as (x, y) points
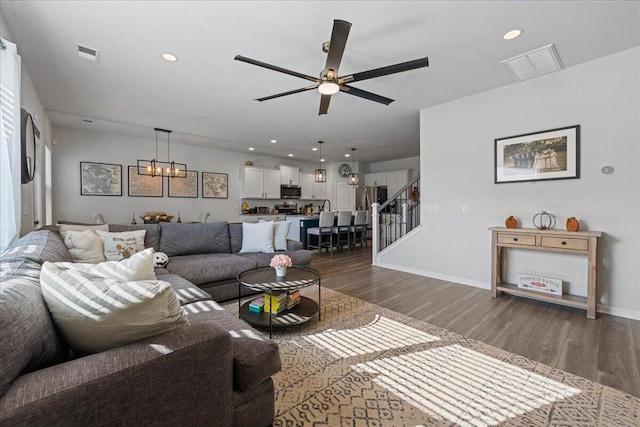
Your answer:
(275, 266), (287, 277)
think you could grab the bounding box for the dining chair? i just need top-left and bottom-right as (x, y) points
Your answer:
(332, 211), (352, 253)
(307, 211), (335, 254)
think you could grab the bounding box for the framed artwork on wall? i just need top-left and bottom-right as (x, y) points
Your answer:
(494, 125), (580, 184)
(80, 161), (122, 196)
(127, 165), (163, 197)
(168, 170), (198, 198)
(202, 172), (228, 199)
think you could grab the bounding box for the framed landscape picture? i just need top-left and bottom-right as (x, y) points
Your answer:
(494, 125), (580, 184)
(80, 161), (122, 196)
(168, 170), (198, 198)
(202, 172), (228, 199)
(128, 165), (163, 197)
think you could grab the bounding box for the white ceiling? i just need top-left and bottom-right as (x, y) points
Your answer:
(2, 1), (638, 163)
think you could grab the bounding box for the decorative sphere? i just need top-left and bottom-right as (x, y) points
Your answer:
(153, 252), (169, 268)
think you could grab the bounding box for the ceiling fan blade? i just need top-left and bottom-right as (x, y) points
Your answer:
(339, 85), (394, 105)
(319, 94), (331, 115)
(339, 57), (429, 84)
(323, 20), (352, 78)
(235, 55), (321, 83)
(255, 85), (319, 102)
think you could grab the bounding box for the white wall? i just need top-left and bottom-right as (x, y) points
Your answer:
(379, 47), (640, 320)
(52, 126), (324, 223)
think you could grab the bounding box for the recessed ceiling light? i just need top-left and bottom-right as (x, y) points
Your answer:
(270, 139), (277, 143)
(504, 29), (523, 40)
(249, 147), (255, 151)
(288, 154), (293, 157)
(162, 53), (178, 62)
(345, 154), (350, 157)
(320, 159), (325, 162)
(312, 147), (318, 151)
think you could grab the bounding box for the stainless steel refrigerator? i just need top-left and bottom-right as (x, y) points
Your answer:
(355, 186), (387, 211)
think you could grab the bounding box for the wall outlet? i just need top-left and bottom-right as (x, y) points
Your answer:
(462, 205), (469, 214)
(425, 205), (439, 213)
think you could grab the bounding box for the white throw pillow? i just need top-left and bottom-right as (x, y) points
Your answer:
(54, 248), (156, 281)
(40, 262), (189, 354)
(260, 220), (291, 251)
(63, 230), (106, 264)
(96, 230), (146, 261)
(239, 222), (275, 253)
(58, 224), (109, 240)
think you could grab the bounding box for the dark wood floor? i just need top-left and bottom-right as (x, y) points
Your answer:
(310, 246), (640, 398)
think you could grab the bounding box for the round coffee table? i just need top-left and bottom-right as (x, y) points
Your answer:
(237, 266), (321, 338)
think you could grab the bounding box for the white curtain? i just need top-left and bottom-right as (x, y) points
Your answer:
(0, 38), (22, 252)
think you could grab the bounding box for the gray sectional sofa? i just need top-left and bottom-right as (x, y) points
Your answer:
(0, 222), (311, 426)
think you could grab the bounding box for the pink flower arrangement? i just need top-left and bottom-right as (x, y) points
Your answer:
(270, 254), (292, 268)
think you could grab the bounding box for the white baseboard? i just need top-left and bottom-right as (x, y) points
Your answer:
(374, 262), (640, 321)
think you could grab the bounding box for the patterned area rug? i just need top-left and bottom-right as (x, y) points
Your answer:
(226, 288), (639, 426)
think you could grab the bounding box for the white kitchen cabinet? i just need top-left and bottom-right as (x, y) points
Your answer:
(280, 165), (299, 185)
(299, 172), (326, 200)
(364, 172), (387, 187)
(243, 167), (282, 199)
(386, 169), (409, 196)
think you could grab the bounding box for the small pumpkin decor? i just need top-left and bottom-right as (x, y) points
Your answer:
(566, 217), (580, 232)
(505, 216), (518, 229)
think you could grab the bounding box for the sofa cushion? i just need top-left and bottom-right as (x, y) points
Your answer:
(0, 258), (68, 397)
(239, 250), (312, 268)
(166, 254), (256, 285)
(160, 222), (231, 256)
(184, 300), (281, 391)
(229, 223), (243, 254)
(1, 230), (72, 264)
(239, 222), (274, 253)
(40, 263), (189, 354)
(109, 223), (161, 251)
(160, 273), (212, 305)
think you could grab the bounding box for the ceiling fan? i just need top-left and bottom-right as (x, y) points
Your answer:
(235, 19), (429, 115)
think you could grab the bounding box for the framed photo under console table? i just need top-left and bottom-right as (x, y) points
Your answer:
(489, 227), (602, 319)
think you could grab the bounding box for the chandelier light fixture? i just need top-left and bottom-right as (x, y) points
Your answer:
(347, 148), (359, 185)
(315, 141), (326, 183)
(137, 128), (187, 178)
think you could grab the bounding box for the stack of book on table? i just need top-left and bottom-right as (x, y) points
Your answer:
(287, 290), (300, 309)
(249, 296), (265, 313)
(264, 292), (288, 314)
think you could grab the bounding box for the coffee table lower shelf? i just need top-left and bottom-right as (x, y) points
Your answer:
(240, 296), (318, 328)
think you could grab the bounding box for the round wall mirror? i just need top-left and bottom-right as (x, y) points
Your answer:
(21, 108), (38, 184)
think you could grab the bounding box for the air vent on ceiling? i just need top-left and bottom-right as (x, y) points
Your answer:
(76, 43), (100, 62)
(502, 44), (563, 81)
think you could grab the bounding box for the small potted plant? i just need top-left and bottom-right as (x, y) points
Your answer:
(270, 254), (292, 277)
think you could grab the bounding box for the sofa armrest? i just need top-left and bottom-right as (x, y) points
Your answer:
(286, 239), (303, 251)
(0, 323), (233, 427)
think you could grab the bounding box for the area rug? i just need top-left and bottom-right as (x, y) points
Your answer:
(226, 288), (639, 426)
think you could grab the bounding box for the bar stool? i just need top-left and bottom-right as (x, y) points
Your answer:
(332, 211), (352, 253)
(307, 211), (335, 254)
(350, 210), (367, 249)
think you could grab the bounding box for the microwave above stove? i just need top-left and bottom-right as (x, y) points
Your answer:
(280, 184), (301, 199)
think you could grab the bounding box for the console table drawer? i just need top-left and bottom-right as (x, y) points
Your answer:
(541, 236), (588, 251)
(497, 233), (536, 246)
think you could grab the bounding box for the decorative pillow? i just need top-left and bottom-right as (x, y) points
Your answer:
(153, 252), (169, 268)
(53, 248), (156, 281)
(239, 222), (275, 253)
(58, 224), (109, 239)
(40, 262), (189, 354)
(96, 230), (146, 261)
(260, 220), (291, 251)
(63, 230), (106, 264)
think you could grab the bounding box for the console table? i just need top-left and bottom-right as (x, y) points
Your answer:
(489, 227), (602, 319)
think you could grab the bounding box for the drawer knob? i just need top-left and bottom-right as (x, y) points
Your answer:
(561, 241), (567, 245)
(513, 238), (518, 242)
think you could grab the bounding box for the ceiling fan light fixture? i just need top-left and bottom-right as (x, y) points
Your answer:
(318, 81), (339, 95)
